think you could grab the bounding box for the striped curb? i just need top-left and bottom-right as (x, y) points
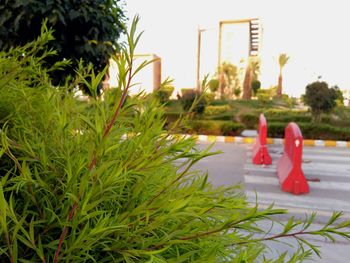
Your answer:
(176, 134), (350, 148)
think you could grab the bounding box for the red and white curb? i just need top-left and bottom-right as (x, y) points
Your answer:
(176, 134), (350, 148)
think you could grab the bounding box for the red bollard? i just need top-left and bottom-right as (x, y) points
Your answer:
(252, 113), (272, 165)
(277, 122), (309, 195)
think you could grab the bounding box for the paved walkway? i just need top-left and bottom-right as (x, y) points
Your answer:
(245, 143), (350, 222)
(194, 141), (350, 262)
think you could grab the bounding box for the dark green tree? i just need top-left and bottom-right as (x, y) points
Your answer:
(251, 79), (261, 96)
(0, 0), (126, 86)
(332, 85), (344, 105)
(304, 81), (339, 122)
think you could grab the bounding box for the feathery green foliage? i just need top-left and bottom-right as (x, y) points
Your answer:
(0, 18), (350, 262)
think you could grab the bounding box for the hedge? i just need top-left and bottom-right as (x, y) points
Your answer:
(268, 122), (350, 141)
(239, 113), (259, 129)
(186, 120), (245, 136)
(205, 105), (231, 116)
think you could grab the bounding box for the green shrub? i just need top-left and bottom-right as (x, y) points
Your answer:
(251, 79), (261, 95)
(208, 78), (219, 92)
(221, 122), (245, 136)
(205, 112), (235, 121)
(188, 120), (224, 135)
(264, 109), (309, 118)
(1, 17), (350, 263)
(268, 122), (286, 138)
(187, 120), (244, 136)
(299, 123), (350, 140)
(155, 85), (174, 104)
(303, 81), (339, 122)
(205, 105), (231, 115)
(268, 122), (350, 140)
(164, 112), (181, 122)
(267, 115), (312, 123)
(179, 89), (207, 115)
(204, 92), (216, 104)
(256, 89), (271, 104)
(239, 113), (259, 129)
(210, 99), (229, 106)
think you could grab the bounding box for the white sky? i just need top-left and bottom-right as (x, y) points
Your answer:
(125, 0), (350, 97)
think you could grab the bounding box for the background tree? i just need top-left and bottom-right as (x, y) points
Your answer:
(242, 57), (260, 100)
(217, 62), (240, 99)
(251, 79), (261, 96)
(242, 63), (252, 99)
(332, 85), (344, 105)
(250, 58), (261, 96)
(277, 53), (290, 98)
(208, 78), (219, 93)
(0, 0), (126, 86)
(303, 81), (339, 122)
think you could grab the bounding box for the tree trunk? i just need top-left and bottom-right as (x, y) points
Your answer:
(242, 66), (252, 100)
(219, 72), (225, 100)
(277, 74), (282, 98)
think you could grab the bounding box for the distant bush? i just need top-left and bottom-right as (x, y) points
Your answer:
(264, 109), (309, 118)
(204, 92), (215, 104)
(188, 120), (223, 135)
(299, 123), (350, 140)
(303, 81), (339, 122)
(155, 85), (174, 104)
(180, 89), (207, 115)
(187, 120), (244, 136)
(205, 105), (231, 115)
(268, 116), (311, 123)
(268, 122), (287, 138)
(206, 113), (234, 121)
(240, 113), (259, 129)
(251, 80), (261, 95)
(210, 100), (229, 106)
(208, 78), (219, 93)
(221, 122), (245, 136)
(164, 112), (182, 122)
(268, 122), (350, 141)
(256, 89), (271, 104)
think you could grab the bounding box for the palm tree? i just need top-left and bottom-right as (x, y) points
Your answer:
(242, 64), (252, 99)
(242, 58), (260, 100)
(277, 53), (290, 98)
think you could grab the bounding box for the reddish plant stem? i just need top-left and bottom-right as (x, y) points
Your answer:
(103, 64), (133, 139)
(53, 60), (133, 263)
(88, 154), (97, 171)
(232, 230), (307, 246)
(53, 202), (78, 263)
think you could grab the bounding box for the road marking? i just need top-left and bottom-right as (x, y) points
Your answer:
(254, 203), (350, 220)
(245, 191), (350, 212)
(245, 175), (350, 191)
(244, 163), (350, 177)
(215, 136), (226, 142)
(336, 141), (348, 147)
(314, 140), (325, 146)
(276, 154), (349, 163)
(198, 135), (208, 141)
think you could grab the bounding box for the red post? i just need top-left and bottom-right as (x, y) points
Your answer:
(276, 122), (309, 195)
(252, 113), (272, 165)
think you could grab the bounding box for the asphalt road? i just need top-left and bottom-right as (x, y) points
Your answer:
(192, 141), (247, 187)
